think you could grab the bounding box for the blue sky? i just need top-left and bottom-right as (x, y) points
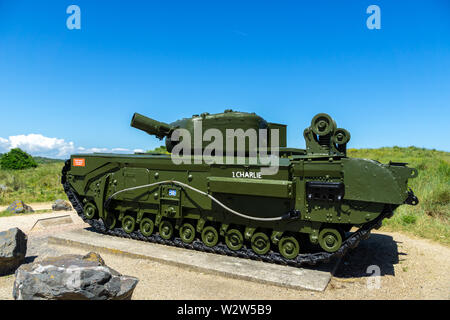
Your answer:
(0, 0), (449, 158)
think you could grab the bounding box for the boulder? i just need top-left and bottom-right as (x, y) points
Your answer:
(13, 252), (139, 300)
(0, 228), (27, 275)
(52, 199), (72, 211)
(6, 200), (34, 214)
(0, 184), (7, 192)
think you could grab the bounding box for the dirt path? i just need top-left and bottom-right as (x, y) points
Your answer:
(0, 211), (449, 300)
(0, 210), (85, 233)
(329, 231), (449, 299)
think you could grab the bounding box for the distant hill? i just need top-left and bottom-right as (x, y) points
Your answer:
(0, 153), (64, 165)
(32, 156), (65, 164)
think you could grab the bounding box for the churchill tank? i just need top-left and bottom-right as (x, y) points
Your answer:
(61, 110), (419, 266)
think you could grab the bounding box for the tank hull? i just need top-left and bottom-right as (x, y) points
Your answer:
(63, 151), (417, 262)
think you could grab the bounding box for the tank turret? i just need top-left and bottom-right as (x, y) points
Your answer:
(132, 110), (350, 157)
(131, 109), (287, 154)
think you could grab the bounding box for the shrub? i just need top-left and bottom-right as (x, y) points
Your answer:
(146, 146), (170, 154)
(0, 148), (38, 170)
(401, 214), (417, 225)
(437, 161), (450, 178)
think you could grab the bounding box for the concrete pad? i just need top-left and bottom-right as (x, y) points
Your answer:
(30, 215), (74, 231)
(48, 228), (341, 291)
(0, 211), (87, 233)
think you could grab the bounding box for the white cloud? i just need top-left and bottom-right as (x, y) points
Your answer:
(5, 134), (75, 158)
(0, 137), (10, 152)
(112, 148), (131, 152)
(79, 147), (110, 153)
(0, 134), (138, 159)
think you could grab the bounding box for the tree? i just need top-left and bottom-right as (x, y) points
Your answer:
(0, 148), (38, 170)
(146, 146), (170, 154)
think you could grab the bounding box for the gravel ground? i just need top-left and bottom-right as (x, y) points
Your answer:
(1, 227), (448, 300)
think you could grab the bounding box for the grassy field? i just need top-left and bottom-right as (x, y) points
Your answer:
(0, 162), (67, 205)
(0, 147), (448, 245)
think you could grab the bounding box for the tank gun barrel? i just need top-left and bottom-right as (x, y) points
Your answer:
(131, 112), (174, 139)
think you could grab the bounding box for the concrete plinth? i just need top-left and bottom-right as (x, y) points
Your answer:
(48, 228), (341, 291)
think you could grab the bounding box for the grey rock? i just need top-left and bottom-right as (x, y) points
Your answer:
(52, 199), (72, 211)
(0, 184), (7, 192)
(13, 252), (139, 300)
(6, 200), (34, 214)
(0, 228), (27, 275)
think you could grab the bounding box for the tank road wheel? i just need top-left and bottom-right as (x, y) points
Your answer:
(225, 229), (244, 251)
(318, 228), (343, 253)
(140, 218), (154, 237)
(83, 203), (97, 220)
(278, 236), (300, 259)
(159, 220), (174, 240)
(251, 232), (270, 255)
(121, 215), (136, 234)
(104, 214), (117, 230)
(179, 223), (196, 244)
(201, 226), (219, 247)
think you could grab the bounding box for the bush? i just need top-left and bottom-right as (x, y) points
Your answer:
(401, 214), (417, 225)
(146, 146), (170, 154)
(0, 148), (38, 170)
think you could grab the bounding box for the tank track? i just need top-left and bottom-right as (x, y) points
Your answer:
(62, 160), (387, 267)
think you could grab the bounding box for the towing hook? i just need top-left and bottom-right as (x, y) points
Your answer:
(405, 188), (419, 206)
(282, 210), (301, 220)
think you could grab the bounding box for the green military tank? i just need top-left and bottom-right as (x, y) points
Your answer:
(61, 110), (418, 266)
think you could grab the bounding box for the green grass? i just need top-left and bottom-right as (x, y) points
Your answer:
(0, 162), (67, 205)
(348, 146), (450, 246)
(0, 146), (448, 245)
